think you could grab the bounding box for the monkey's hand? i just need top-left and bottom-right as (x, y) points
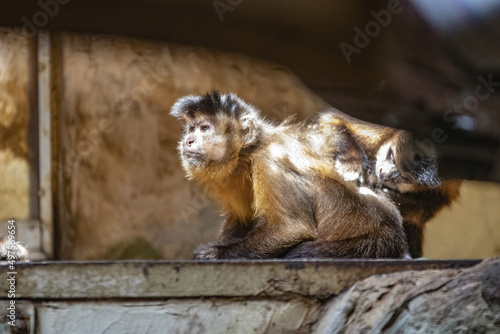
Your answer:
(193, 243), (219, 260)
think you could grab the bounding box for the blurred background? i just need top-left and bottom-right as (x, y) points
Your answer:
(0, 0), (499, 260)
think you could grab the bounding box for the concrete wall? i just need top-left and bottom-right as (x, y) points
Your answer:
(424, 181), (500, 259)
(0, 28), (31, 220)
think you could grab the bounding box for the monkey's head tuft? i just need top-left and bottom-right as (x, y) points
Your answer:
(171, 92), (263, 175)
(171, 91), (256, 121)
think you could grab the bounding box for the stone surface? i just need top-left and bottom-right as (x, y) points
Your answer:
(0, 260), (495, 333)
(315, 259), (500, 334)
(35, 299), (319, 334)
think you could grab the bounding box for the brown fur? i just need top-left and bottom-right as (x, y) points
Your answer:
(171, 92), (408, 259)
(313, 109), (462, 257)
(384, 180), (462, 257)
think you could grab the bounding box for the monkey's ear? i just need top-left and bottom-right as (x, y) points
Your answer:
(241, 112), (259, 147)
(170, 95), (201, 121)
(226, 94), (261, 147)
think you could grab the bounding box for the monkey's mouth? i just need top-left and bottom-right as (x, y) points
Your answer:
(381, 177), (429, 195)
(379, 171), (417, 195)
(184, 151), (204, 158)
(380, 167), (441, 194)
(380, 171), (410, 186)
(183, 151), (206, 164)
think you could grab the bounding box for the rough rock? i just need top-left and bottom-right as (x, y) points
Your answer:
(315, 259), (500, 334)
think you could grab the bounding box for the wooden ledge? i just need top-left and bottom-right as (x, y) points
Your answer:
(0, 259), (480, 300)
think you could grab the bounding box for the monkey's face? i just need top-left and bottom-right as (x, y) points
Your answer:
(171, 92), (261, 171)
(376, 140), (441, 193)
(180, 117), (229, 167)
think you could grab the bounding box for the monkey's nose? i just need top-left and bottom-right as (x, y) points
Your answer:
(187, 139), (195, 146)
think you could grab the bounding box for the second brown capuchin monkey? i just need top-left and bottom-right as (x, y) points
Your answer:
(171, 92), (408, 260)
(311, 110), (461, 258)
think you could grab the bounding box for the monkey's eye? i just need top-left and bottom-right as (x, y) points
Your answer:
(200, 125), (210, 132)
(188, 126), (195, 132)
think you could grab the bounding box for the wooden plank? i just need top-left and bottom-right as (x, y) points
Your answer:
(37, 31), (53, 258)
(0, 260), (480, 300)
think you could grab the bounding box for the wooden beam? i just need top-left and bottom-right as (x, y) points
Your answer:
(0, 260), (479, 300)
(37, 31), (53, 258)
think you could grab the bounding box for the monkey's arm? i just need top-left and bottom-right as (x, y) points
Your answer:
(194, 219), (315, 259)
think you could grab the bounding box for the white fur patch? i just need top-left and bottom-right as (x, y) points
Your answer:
(270, 139), (313, 173)
(335, 161), (361, 182)
(268, 143), (286, 159)
(307, 132), (326, 151)
(359, 187), (377, 197)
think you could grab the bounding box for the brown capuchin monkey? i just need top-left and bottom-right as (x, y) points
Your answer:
(312, 110), (461, 258)
(171, 92), (408, 259)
